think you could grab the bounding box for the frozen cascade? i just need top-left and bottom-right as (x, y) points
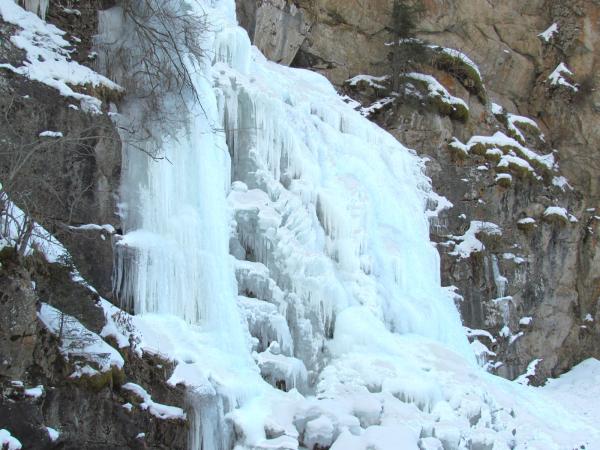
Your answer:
(104, 0), (600, 449)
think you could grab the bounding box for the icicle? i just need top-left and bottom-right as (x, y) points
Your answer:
(20, 0), (49, 20)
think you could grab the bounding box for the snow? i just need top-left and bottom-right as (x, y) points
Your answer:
(506, 113), (540, 143)
(357, 96), (395, 117)
(548, 63), (578, 91)
(45, 427), (59, 442)
(429, 45), (482, 78)
(450, 221), (501, 258)
(0, 429), (22, 450)
(0, 191), (69, 262)
(515, 359), (542, 385)
(464, 327), (496, 343)
(491, 102), (504, 115)
(426, 191), (453, 219)
(448, 137), (469, 157)
(38, 130), (63, 138)
(584, 314), (594, 322)
(0, 1), (121, 113)
(519, 317), (533, 326)
(552, 175), (572, 191)
(497, 154), (534, 173)
(122, 383), (186, 420)
(543, 206), (569, 221)
(540, 358), (600, 433)
(24, 385), (43, 398)
(68, 223), (116, 233)
(61, 8), (81, 16)
(539, 23), (559, 42)
(37, 303), (124, 373)
(517, 217), (536, 225)
(254, 342), (308, 391)
(480, 132), (554, 169)
(405, 72), (468, 109)
(346, 74), (389, 90)
(451, 131), (555, 175)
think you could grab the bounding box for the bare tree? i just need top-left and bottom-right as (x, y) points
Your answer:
(0, 85), (119, 258)
(95, 0), (208, 154)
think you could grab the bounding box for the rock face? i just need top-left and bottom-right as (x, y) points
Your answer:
(0, 249), (38, 380)
(1, 3), (190, 448)
(0, 0), (121, 299)
(238, 0), (600, 382)
(0, 248), (189, 450)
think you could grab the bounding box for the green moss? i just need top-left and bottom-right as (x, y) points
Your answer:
(543, 213), (569, 226)
(71, 370), (113, 392)
(469, 143), (488, 156)
(493, 110), (508, 127)
(432, 51), (486, 103)
(112, 366), (125, 388)
(508, 162), (533, 179)
(0, 246), (18, 265)
(513, 121), (541, 139)
(484, 150), (502, 163)
(517, 221), (536, 232)
(450, 103), (469, 122)
(401, 76), (469, 122)
(69, 366), (125, 392)
(506, 128), (527, 146)
(448, 142), (468, 160)
(496, 176), (512, 188)
(70, 82), (125, 105)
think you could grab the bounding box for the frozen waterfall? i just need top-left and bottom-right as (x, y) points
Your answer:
(105, 0), (600, 449)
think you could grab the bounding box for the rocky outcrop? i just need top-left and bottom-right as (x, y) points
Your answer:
(0, 248), (189, 449)
(236, 0), (312, 65)
(1, 3), (190, 448)
(0, 0), (121, 299)
(0, 248), (38, 380)
(238, 0), (600, 382)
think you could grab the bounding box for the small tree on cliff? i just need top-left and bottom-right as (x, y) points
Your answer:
(388, 0), (424, 92)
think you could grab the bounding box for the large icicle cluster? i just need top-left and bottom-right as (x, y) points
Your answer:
(99, 0), (600, 449)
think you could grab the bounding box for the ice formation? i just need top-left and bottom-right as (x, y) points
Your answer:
(90, 0), (600, 449)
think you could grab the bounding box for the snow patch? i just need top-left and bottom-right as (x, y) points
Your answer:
(38, 130), (63, 138)
(0, 429), (22, 450)
(122, 383), (186, 420)
(539, 23), (559, 42)
(37, 303), (124, 373)
(548, 63), (578, 91)
(45, 427), (60, 442)
(0, 1), (121, 112)
(450, 221), (502, 258)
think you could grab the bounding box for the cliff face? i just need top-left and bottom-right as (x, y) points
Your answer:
(237, 0), (600, 382)
(0, 2), (189, 448)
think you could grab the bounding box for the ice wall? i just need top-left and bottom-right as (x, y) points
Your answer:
(106, 1), (600, 449)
